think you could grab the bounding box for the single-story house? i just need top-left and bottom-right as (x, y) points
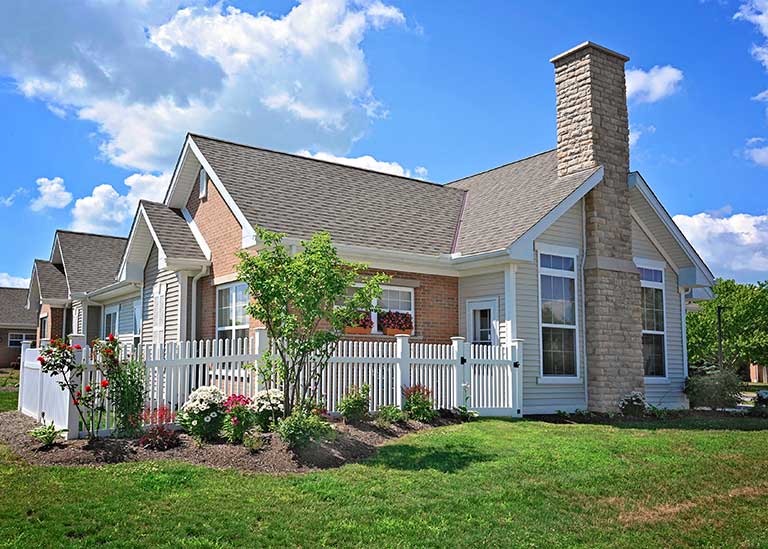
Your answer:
(0, 287), (38, 368)
(28, 42), (715, 413)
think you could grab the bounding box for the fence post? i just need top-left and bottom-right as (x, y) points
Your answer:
(66, 335), (87, 439)
(253, 327), (268, 393)
(510, 338), (524, 417)
(395, 334), (410, 408)
(17, 341), (31, 412)
(451, 337), (466, 409)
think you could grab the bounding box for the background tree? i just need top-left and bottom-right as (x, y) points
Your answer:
(236, 228), (390, 417)
(687, 278), (768, 373)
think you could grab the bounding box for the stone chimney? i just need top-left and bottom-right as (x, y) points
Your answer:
(551, 42), (644, 412)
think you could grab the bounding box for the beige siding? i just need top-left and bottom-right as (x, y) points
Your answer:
(630, 189), (693, 269)
(142, 245), (180, 343)
(458, 271), (506, 345)
(519, 202), (587, 414)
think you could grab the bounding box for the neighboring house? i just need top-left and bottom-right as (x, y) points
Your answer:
(26, 230), (136, 346)
(0, 287), (38, 368)
(30, 42), (716, 413)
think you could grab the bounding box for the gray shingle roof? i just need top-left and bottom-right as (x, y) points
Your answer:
(0, 287), (38, 328)
(447, 151), (600, 255)
(33, 260), (68, 301)
(192, 135), (466, 256)
(141, 200), (206, 261)
(56, 231), (127, 294)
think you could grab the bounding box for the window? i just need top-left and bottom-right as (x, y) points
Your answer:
(467, 299), (498, 345)
(8, 333), (35, 348)
(216, 282), (249, 341)
(104, 305), (119, 338)
(198, 168), (208, 199)
(39, 316), (48, 340)
(344, 284), (416, 335)
(639, 265), (666, 377)
(539, 252), (578, 377)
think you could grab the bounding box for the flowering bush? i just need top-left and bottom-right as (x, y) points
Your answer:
(92, 334), (120, 374)
(38, 338), (108, 440)
(349, 312), (374, 329)
(338, 384), (370, 423)
(379, 311), (413, 332)
(618, 391), (648, 417)
(142, 405), (176, 426)
(177, 386), (225, 442)
(276, 410), (333, 449)
(138, 425), (180, 451)
(252, 389), (285, 431)
(222, 394), (258, 443)
(403, 384), (436, 422)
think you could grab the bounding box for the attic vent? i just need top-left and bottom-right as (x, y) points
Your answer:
(198, 168), (208, 199)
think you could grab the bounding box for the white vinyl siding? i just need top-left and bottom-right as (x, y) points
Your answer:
(458, 271), (506, 346)
(142, 245), (180, 344)
(518, 201), (586, 414)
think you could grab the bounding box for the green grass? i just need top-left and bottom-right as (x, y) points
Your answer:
(2, 417), (768, 548)
(0, 391), (17, 413)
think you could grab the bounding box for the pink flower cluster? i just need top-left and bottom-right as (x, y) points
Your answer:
(223, 394), (252, 413)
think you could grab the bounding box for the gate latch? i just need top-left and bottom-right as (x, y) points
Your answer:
(513, 361), (520, 368)
(460, 356), (467, 365)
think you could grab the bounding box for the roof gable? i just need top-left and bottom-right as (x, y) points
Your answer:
(32, 259), (68, 301)
(55, 231), (127, 295)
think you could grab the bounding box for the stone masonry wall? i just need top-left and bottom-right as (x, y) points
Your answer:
(553, 43), (644, 411)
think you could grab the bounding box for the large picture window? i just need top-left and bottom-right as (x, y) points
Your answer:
(216, 282), (249, 342)
(639, 265), (666, 377)
(344, 284), (415, 335)
(539, 252), (578, 377)
(8, 333), (35, 348)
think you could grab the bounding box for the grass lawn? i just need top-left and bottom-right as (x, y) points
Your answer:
(0, 391), (17, 413)
(2, 417), (768, 548)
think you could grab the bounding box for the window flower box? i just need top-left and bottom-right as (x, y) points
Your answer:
(345, 312), (373, 335)
(380, 311), (413, 336)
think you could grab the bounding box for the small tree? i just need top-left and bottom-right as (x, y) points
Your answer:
(236, 228), (389, 417)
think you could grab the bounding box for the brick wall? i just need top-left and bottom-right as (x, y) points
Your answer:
(553, 43), (645, 412)
(36, 304), (64, 345)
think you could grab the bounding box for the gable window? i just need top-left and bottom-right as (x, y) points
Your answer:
(198, 168), (208, 199)
(639, 265), (666, 377)
(217, 282), (249, 341)
(8, 333), (35, 348)
(539, 252), (579, 377)
(104, 305), (119, 339)
(467, 299), (498, 345)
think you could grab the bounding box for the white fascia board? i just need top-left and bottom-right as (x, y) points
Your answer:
(630, 209), (681, 273)
(507, 167), (604, 261)
(84, 281), (142, 304)
(628, 172), (715, 286)
(117, 206), (145, 282)
(181, 207), (212, 260)
(139, 204), (168, 266)
(164, 258), (211, 272)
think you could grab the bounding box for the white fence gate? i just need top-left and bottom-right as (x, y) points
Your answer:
(18, 331), (522, 439)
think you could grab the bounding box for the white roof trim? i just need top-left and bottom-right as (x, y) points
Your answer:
(628, 172), (715, 285)
(139, 204), (169, 267)
(181, 207), (212, 260)
(630, 209), (681, 273)
(507, 166), (604, 261)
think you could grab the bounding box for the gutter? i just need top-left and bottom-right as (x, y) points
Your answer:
(190, 265), (210, 341)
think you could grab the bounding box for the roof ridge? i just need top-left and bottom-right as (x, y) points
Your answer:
(189, 132), (464, 192)
(446, 148), (557, 186)
(0, 286), (28, 290)
(56, 229), (128, 241)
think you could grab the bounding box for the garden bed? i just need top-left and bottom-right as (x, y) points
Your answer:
(0, 411), (452, 472)
(529, 408), (765, 426)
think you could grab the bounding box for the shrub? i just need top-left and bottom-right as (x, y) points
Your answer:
(222, 394), (258, 444)
(403, 385), (437, 423)
(28, 413), (67, 447)
(243, 428), (266, 452)
(379, 311), (413, 332)
(110, 359), (146, 437)
(646, 404), (670, 420)
(338, 384), (370, 423)
(177, 385), (225, 442)
(376, 404), (407, 426)
(685, 368), (742, 410)
(350, 312), (374, 329)
(618, 391), (648, 417)
(142, 405), (175, 426)
(454, 405), (479, 422)
(252, 389), (284, 431)
(138, 425), (180, 451)
(276, 411), (333, 449)
(755, 390), (768, 408)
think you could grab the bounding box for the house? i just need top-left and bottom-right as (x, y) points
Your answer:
(26, 230), (135, 346)
(39, 41), (715, 413)
(0, 287), (38, 368)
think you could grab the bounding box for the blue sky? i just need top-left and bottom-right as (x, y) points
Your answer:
(0, 0), (767, 286)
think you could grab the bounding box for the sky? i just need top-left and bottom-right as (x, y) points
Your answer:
(0, 0), (767, 287)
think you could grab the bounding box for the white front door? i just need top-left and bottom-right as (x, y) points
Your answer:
(466, 299), (499, 345)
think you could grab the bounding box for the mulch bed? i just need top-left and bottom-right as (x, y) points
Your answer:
(527, 409), (760, 425)
(0, 411), (452, 473)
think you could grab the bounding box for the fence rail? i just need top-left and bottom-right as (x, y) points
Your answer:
(19, 331), (522, 439)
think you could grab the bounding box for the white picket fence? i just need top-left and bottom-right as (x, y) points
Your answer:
(18, 331), (522, 439)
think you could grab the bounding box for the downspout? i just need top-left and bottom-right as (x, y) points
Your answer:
(581, 199), (589, 408)
(190, 266), (209, 341)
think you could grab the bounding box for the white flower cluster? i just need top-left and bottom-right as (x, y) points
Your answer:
(181, 385), (225, 415)
(253, 389), (285, 414)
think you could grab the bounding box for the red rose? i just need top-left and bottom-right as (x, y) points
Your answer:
(75, 391), (81, 398)
(101, 379), (109, 388)
(73, 344), (82, 350)
(104, 348), (113, 355)
(108, 334), (115, 342)
(85, 385), (92, 392)
(36, 356), (45, 364)
(72, 399), (79, 405)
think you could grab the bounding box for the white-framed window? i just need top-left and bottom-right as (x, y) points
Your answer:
(466, 299), (498, 345)
(103, 304), (119, 339)
(344, 284), (416, 335)
(8, 333), (35, 348)
(638, 262), (666, 378)
(39, 316), (48, 340)
(152, 283), (166, 345)
(538, 250), (579, 377)
(198, 168), (208, 199)
(216, 282), (249, 341)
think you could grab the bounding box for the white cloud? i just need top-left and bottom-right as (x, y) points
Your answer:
(626, 65), (684, 103)
(0, 273), (30, 288)
(29, 177), (73, 211)
(629, 124), (656, 147)
(70, 172), (169, 234)
(744, 137), (768, 165)
(297, 150), (428, 178)
(0, 187), (25, 207)
(736, 1), (768, 70)
(0, 0), (407, 172)
(673, 210), (768, 281)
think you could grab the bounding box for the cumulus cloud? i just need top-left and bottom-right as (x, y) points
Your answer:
(29, 177), (73, 211)
(0, 187), (25, 207)
(629, 124), (656, 147)
(297, 149), (428, 178)
(0, 0), (407, 172)
(626, 65), (684, 103)
(673, 210), (768, 281)
(0, 273), (30, 288)
(735, 1), (768, 69)
(71, 172), (169, 234)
